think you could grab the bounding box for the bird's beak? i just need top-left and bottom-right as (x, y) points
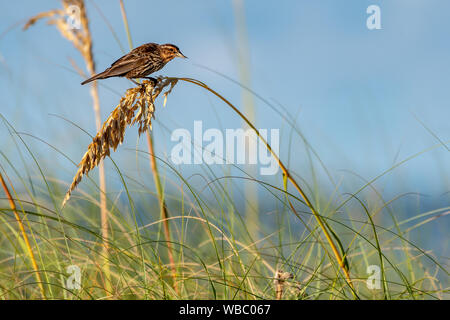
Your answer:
(177, 51), (188, 59)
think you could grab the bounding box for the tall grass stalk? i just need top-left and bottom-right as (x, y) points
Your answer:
(119, 0), (178, 293)
(24, 0), (110, 292)
(146, 133), (178, 292)
(77, 1), (110, 292)
(232, 0), (259, 242)
(0, 172), (46, 299)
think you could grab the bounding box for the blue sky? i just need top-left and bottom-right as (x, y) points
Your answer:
(0, 0), (449, 199)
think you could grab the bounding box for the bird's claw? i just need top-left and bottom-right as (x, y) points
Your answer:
(142, 77), (158, 87)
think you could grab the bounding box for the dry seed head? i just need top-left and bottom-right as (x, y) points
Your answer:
(24, 0), (96, 74)
(62, 77), (178, 207)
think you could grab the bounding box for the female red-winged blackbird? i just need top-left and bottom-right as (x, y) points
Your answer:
(81, 43), (187, 85)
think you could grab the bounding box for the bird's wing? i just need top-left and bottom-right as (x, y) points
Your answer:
(104, 55), (148, 77)
(110, 43), (158, 66)
(102, 43), (158, 77)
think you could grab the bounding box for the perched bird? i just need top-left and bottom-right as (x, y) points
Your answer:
(81, 43), (187, 85)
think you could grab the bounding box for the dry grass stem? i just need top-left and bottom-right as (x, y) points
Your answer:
(24, 1), (93, 67)
(118, 0), (178, 294)
(62, 77), (178, 206)
(0, 172), (46, 299)
(23, 0), (111, 289)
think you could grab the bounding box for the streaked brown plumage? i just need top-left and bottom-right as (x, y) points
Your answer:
(81, 43), (187, 85)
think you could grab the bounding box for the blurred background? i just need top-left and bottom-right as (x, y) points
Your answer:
(0, 1), (448, 252)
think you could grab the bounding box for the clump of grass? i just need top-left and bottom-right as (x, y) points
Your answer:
(62, 77), (178, 207)
(1, 78), (447, 299)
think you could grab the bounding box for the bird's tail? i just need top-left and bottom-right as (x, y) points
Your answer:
(81, 70), (110, 85)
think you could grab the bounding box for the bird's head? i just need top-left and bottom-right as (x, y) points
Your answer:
(160, 44), (187, 63)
